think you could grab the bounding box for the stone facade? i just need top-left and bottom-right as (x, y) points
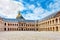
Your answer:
(38, 11), (60, 31)
(0, 18), (38, 31)
(0, 11), (60, 31)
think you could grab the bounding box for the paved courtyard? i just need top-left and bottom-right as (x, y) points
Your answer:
(0, 31), (60, 40)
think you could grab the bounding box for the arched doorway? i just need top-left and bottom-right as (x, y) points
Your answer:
(36, 28), (38, 31)
(17, 28), (18, 31)
(21, 28), (23, 31)
(8, 28), (9, 31)
(56, 26), (58, 31)
(4, 28), (6, 31)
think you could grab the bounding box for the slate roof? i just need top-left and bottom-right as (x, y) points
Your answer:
(38, 11), (60, 22)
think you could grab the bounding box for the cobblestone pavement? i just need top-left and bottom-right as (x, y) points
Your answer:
(0, 31), (60, 40)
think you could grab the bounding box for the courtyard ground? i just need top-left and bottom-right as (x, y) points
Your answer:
(0, 31), (60, 40)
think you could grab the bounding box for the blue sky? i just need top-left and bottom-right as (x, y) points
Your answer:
(0, 0), (60, 20)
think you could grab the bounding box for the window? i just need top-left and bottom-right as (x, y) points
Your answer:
(4, 23), (6, 26)
(13, 24), (14, 26)
(36, 24), (38, 26)
(50, 21), (51, 24)
(36, 28), (38, 31)
(48, 21), (49, 24)
(31, 24), (33, 26)
(15, 24), (16, 26)
(8, 24), (9, 26)
(52, 20), (54, 24)
(17, 24), (18, 26)
(21, 24), (23, 26)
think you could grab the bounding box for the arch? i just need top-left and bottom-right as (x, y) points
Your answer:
(36, 28), (38, 31)
(48, 21), (49, 25)
(4, 28), (6, 31)
(21, 28), (23, 31)
(50, 21), (51, 24)
(15, 24), (16, 26)
(50, 27), (52, 31)
(4, 23), (6, 26)
(56, 18), (58, 23)
(17, 28), (18, 31)
(26, 28), (27, 31)
(24, 29), (25, 31)
(56, 26), (58, 31)
(48, 28), (49, 31)
(36, 24), (38, 26)
(30, 28), (31, 31)
(8, 28), (9, 31)
(13, 24), (14, 26)
(21, 24), (23, 26)
(17, 24), (18, 26)
(52, 20), (54, 24)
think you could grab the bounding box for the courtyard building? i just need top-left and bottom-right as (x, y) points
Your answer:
(0, 11), (60, 31)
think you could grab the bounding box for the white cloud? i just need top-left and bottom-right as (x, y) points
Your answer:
(49, 0), (60, 12)
(14, 0), (60, 20)
(13, 1), (26, 11)
(24, 0), (60, 20)
(24, 13), (40, 20)
(0, 0), (21, 18)
(33, 7), (44, 15)
(0, 0), (60, 20)
(23, 7), (45, 20)
(28, 4), (35, 10)
(23, 5), (52, 20)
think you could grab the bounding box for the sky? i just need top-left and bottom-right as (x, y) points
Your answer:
(0, 0), (60, 20)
